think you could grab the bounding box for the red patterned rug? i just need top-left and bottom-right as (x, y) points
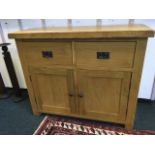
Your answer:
(34, 115), (155, 135)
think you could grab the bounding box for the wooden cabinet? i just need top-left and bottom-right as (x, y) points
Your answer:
(9, 25), (154, 129)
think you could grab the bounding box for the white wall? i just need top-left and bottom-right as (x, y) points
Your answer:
(0, 19), (154, 99)
(0, 33), (2, 42)
(72, 19), (96, 26)
(44, 19), (68, 27)
(20, 19), (42, 29)
(101, 19), (129, 25)
(0, 19), (26, 88)
(134, 19), (155, 99)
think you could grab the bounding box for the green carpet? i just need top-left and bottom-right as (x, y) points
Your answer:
(134, 101), (155, 130)
(0, 91), (155, 134)
(0, 93), (44, 135)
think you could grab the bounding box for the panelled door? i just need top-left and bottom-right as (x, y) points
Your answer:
(77, 70), (131, 123)
(29, 67), (75, 115)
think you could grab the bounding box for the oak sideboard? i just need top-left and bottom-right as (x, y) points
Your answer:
(9, 25), (154, 129)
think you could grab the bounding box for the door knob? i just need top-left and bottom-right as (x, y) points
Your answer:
(78, 93), (84, 98)
(68, 92), (74, 97)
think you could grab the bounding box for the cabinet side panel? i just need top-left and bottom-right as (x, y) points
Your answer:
(125, 39), (148, 129)
(15, 40), (39, 115)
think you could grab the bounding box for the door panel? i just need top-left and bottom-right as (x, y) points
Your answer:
(29, 67), (75, 114)
(77, 70), (131, 123)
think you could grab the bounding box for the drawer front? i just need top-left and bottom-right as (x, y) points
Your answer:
(75, 42), (136, 68)
(22, 42), (73, 66)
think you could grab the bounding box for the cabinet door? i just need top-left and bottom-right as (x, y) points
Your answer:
(77, 70), (131, 123)
(29, 67), (75, 114)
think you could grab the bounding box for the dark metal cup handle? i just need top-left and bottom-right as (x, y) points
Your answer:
(97, 51), (110, 59)
(42, 51), (53, 58)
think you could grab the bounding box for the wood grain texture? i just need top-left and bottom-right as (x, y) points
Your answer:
(8, 24), (154, 39)
(75, 41), (136, 68)
(15, 40), (40, 115)
(77, 70), (131, 123)
(125, 39), (148, 129)
(11, 25), (152, 129)
(20, 41), (73, 66)
(29, 67), (75, 114)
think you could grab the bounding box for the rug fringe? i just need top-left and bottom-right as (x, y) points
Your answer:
(33, 115), (49, 135)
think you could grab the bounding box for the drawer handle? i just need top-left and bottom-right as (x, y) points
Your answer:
(42, 51), (53, 58)
(97, 52), (110, 59)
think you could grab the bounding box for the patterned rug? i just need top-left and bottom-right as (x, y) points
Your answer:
(34, 115), (155, 135)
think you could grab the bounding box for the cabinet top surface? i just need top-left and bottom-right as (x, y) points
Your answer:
(8, 24), (154, 39)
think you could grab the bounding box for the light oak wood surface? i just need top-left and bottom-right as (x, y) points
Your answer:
(10, 25), (154, 129)
(29, 67), (75, 114)
(20, 41), (73, 66)
(125, 39), (148, 129)
(9, 24), (154, 39)
(77, 70), (131, 123)
(75, 41), (136, 68)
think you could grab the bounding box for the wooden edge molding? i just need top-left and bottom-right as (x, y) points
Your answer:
(8, 24), (154, 39)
